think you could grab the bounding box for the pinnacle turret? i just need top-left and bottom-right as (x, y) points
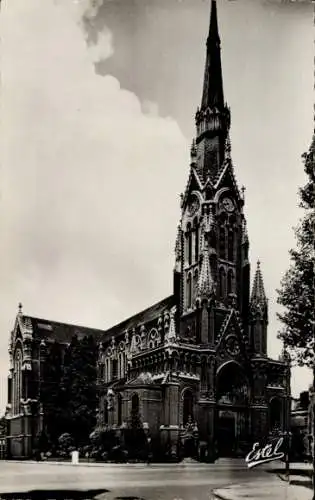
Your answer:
(251, 261), (267, 305)
(196, 240), (215, 301)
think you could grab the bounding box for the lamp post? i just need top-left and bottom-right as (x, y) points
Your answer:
(283, 342), (291, 480)
(312, 214), (315, 500)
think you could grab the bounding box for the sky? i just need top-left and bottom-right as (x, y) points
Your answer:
(0, 0), (313, 414)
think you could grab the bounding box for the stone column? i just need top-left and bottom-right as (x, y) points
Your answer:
(250, 404), (268, 442)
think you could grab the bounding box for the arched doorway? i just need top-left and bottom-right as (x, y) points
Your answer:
(216, 361), (249, 457)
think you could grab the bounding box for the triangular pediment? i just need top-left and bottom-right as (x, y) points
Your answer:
(215, 309), (249, 360)
(182, 167), (203, 209)
(215, 162), (241, 201)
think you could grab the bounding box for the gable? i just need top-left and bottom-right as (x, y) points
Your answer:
(215, 308), (249, 361)
(214, 162), (241, 202)
(181, 167), (203, 210)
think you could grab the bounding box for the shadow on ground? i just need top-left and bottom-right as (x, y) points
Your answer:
(0, 490), (109, 500)
(289, 479), (312, 490)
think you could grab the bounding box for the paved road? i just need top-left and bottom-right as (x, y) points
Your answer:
(0, 460), (283, 500)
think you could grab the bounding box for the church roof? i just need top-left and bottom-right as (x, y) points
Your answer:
(101, 294), (174, 339)
(19, 315), (105, 344)
(16, 295), (174, 345)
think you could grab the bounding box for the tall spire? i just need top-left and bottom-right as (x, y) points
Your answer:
(201, 0), (224, 110)
(251, 260), (267, 304)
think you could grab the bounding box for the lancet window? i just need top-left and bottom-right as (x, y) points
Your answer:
(187, 273), (192, 309)
(12, 347), (22, 415)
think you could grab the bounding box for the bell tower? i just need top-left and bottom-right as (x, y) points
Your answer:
(173, 0), (251, 344)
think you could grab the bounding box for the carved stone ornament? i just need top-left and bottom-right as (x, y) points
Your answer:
(225, 335), (240, 357)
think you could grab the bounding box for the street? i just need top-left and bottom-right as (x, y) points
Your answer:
(0, 459), (283, 500)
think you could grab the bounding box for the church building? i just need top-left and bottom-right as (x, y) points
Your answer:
(6, 0), (289, 460)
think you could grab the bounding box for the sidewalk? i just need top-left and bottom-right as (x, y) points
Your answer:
(213, 474), (312, 500)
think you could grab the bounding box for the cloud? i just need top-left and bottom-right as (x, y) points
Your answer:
(0, 0), (188, 412)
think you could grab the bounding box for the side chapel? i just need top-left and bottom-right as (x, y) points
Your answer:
(5, 0), (289, 459)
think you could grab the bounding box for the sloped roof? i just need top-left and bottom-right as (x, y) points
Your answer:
(101, 295), (175, 339)
(24, 316), (105, 344)
(20, 294), (175, 345)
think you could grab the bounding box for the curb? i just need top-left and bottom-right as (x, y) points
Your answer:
(5, 460), (215, 468)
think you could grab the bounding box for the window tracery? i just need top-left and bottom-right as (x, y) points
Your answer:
(12, 347), (22, 415)
(187, 273), (192, 309)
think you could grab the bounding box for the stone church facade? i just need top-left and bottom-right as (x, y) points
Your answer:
(6, 0), (289, 459)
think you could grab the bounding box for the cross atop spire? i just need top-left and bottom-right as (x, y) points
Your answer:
(251, 260), (267, 304)
(201, 0), (224, 110)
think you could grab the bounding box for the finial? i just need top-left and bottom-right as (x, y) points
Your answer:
(257, 259), (261, 268)
(18, 302), (23, 315)
(241, 186), (246, 199)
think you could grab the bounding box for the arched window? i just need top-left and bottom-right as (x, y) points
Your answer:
(183, 390), (194, 425)
(193, 269), (199, 303)
(194, 218), (199, 262)
(186, 223), (192, 266)
(117, 394), (123, 426)
(228, 230), (234, 262)
(187, 273), (192, 309)
(131, 393), (139, 415)
(227, 269), (234, 295)
(13, 348), (22, 415)
(219, 227), (226, 259)
(219, 267), (226, 298)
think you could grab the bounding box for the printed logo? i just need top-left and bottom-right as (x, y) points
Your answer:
(245, 437), (285, 469)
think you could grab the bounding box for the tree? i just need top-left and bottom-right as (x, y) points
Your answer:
(0, 416), (6, 436)
(59, 335), (98, 445)
(277, 135), (315, 367)
(41, 335), (98, 448)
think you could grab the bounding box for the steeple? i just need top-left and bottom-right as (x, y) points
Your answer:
(194, 0), (231, 180)
(201, 0), (224, 111)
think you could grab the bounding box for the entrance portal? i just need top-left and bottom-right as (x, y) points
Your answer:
(216, 361), (250, 457)
(217, 411), (236, 457)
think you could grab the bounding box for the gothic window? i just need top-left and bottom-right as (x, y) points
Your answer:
(13, 348), (22, 415)
(105, 358), (111, 382)
(118, 352), (124, 379)
(193, 269), (199, 303)
(219, 227), (226, 259)
(183, 390), (194, 425)
(112, 359), (118, 380)
(219, 267), (226, 298)
(194, 218), (199, 262)
(117, 394), (123, 426)
(228, 230), (234, 262)
(186, 223), (192, 266)
(227, 269), (234, 295)
(187, 273), (192, 309)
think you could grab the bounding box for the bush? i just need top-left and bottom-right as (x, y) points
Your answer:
(57, 432), (75, 457)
